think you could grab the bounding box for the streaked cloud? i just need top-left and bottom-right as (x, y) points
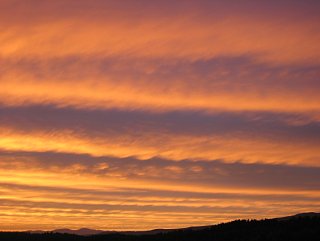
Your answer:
(1, 1), (319, 64)
(0, 151), (319, 230)
(0, 106), (319, 166)
(1, 55), (320, 113)
(0, 0), (319, 231)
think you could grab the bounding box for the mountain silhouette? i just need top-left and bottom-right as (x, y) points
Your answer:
(52, 228), (106, 236)
(276, 212), (320, 221)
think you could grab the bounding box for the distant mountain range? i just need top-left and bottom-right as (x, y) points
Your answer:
(51, 228), (107, 236)
(27, 212), (320, 236)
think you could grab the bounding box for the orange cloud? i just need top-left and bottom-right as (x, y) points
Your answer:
(0, 1), (319, 64)
(0, 124), (319, 167)
(1, 0), (320, 231)
(1, 56), (320, 114)
(1, 1), (319, 113)
(0, 161), (319, 231)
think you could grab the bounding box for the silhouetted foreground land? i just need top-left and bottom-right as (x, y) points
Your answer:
(1, 216), (320, 241)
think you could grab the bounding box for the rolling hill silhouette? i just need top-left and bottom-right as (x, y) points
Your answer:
(1, 212), (319, 241)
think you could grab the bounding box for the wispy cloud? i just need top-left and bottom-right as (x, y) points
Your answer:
(0, 0), (319, 231)
(0, 106), (319, 166)
(0, 151), (319, 230)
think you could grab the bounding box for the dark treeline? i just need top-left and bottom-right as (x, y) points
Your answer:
(1, 216), (319, 241)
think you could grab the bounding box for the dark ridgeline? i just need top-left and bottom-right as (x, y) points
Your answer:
(0, 215), (319, 241)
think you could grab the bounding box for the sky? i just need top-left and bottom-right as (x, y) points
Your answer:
(0, 0), (320, 231)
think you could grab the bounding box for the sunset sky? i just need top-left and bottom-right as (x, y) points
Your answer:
(0, 0), (320, 231)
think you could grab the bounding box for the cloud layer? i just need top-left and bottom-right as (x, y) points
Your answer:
(0, 0), (319, 231)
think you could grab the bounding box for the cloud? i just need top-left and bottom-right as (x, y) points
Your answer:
(0, 106), (319, 166)
(1, 0), (319, 231)
(1, 151), (320, 190)
(0, 151), (319, 230)
(0, 0), (319, 63)
(1, 55), (320, 113)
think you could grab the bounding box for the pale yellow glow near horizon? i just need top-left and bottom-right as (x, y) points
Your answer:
(0, 166), (319, 231)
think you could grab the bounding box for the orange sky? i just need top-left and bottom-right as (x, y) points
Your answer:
(0, 0), (319, 231)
